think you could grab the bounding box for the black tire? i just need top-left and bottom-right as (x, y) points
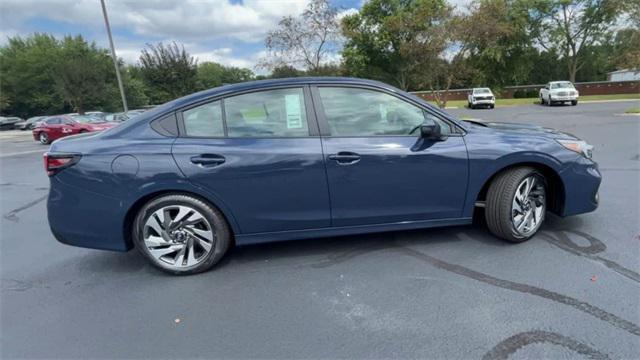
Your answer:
(133, 194), (231, 275)
(38, 132), (49, 145)
(484, 167), (546, 243)
(490, 104), (495, 109)
(468, 102), (474, 109)
(571, 100), (578, 106)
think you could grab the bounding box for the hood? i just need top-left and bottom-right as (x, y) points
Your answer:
(84, 122), (118, 131)
(462, 119), (579, 140)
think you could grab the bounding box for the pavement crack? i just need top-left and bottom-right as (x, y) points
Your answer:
(397, 245), (640, 337)
(482, 330), (610, 360)
(3, 194), (47, 222)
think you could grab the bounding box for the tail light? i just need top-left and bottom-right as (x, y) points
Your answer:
(44, 153), (81, 176)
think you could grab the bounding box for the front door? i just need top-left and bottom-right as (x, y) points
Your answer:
(172, 87), (331, 234)
(313, 86), (469, 227)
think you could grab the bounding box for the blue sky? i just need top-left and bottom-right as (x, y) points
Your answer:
(0, 0), (468, 72)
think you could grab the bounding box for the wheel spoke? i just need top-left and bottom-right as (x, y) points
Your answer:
(173, 245), (187, 266)
(145, 235), (169, 248)
(146, 214), (164, 236)
(186, 239), (198, 266)
(187, 226), (213, 241)
(149, 245), (182, 260)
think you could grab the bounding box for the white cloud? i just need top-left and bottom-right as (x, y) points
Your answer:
(0, 0), (310, 42)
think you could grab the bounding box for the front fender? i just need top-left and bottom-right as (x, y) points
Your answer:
(462, 150), (569, 217)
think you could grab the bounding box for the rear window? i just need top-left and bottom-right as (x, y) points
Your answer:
(224, 88), (309, 138)
(183, 101), (224, 137)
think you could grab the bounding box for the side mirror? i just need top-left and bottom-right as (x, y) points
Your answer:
(420, 122), (445, 141)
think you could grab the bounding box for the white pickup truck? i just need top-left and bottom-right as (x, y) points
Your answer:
(467, 88), (495, 109)
(539, 81), (579, 106)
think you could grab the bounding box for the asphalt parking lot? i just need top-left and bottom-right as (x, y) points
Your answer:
(1, 101), (639, 358)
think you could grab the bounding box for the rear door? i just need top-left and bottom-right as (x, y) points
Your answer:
(172, 86), (331, 234)
(312, 86), (469, 227)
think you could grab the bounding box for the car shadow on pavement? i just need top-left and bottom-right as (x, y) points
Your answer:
(71, 216), (587, 276)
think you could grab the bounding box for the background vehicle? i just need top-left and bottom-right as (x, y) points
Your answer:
(15, 116), (46, 130)
(540, 81), (579, 106)
(46, 77), (600, 275)
(104, 109), (146, 122)
(0, 116), (23, 130)
(33, 115), (117, 144)
(467, 88), (495, 109)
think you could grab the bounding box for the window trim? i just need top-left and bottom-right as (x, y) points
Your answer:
(310, 84), (465, 138)
(176, 85), (320, 139)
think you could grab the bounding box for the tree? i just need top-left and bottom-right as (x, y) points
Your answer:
(197, 62), (254, 90)
(54, 35), (115, 114)
(139, 42), (198, 103)
(463, 0), (539, 87)
(262, 0), (341, 72)
(535, 0), (624, 82)
(341, 0), (452, 91)
(0, 33), (66, 117)
(610, 28), (640, 70)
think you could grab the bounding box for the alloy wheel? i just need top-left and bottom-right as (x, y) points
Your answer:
(39, 132), (48, 144)
(143, 205), (215, 269)
(511, 175), (546, 238)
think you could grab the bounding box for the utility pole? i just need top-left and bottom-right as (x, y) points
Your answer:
(100, 0), (128, 112)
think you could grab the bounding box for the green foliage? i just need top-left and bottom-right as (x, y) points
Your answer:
(197, 62), (254, 89)
(53, 35), (117, 114)
(341, 0), (452, 91)
(0, 33), (67, 117)
(139, 42), (198, 103)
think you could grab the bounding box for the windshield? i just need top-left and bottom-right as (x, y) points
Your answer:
(474, 88), (491, 94)
(551, 82), (574, 89)
(73, 115), (105, 123)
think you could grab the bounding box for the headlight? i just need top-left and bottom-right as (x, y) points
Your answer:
(557, 139), (593, 159)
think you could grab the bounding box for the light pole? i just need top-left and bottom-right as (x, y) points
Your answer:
(100, 0), (128, 112)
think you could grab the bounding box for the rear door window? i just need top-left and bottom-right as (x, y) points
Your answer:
(183, 100), (224, 137)
(224, 88), (309, 138)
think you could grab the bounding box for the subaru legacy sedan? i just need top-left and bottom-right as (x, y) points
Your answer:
(45, 77), (600, 274)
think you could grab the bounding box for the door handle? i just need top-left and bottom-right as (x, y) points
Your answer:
(328, 152), (361, 165)
(190, 154), (226, 167)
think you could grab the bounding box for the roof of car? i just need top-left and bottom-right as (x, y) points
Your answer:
(169, 77), (395, 109)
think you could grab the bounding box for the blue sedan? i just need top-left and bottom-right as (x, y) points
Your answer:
(45, 77), (601, 274)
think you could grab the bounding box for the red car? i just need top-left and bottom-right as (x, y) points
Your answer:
(33, 115), (118, 144)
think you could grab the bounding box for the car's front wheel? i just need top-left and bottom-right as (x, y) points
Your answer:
(485, 167), (546, 242)
(571, 100), (578, 106)
(133, 194), (231, 275)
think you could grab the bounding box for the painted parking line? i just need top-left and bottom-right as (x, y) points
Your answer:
(0, 149), (45, 158)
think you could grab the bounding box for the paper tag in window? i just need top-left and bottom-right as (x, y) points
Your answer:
(285, 94), (303, 129)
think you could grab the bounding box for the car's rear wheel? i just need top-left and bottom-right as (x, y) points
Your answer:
(39, 132), (49, 144)
(133, 194), (231, 275)
(485, 167), (546, 242)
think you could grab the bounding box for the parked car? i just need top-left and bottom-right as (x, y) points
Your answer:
(33, 115), (118, 144)
(45, 77), (601, 274)
(0, 116), (23, 130)
(85, 111), (107, 120)
(467, 88), (495, 109)
(15, 116), (46, 130)
(104, 109), (145, 122)
(540, 81), (579, 106)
